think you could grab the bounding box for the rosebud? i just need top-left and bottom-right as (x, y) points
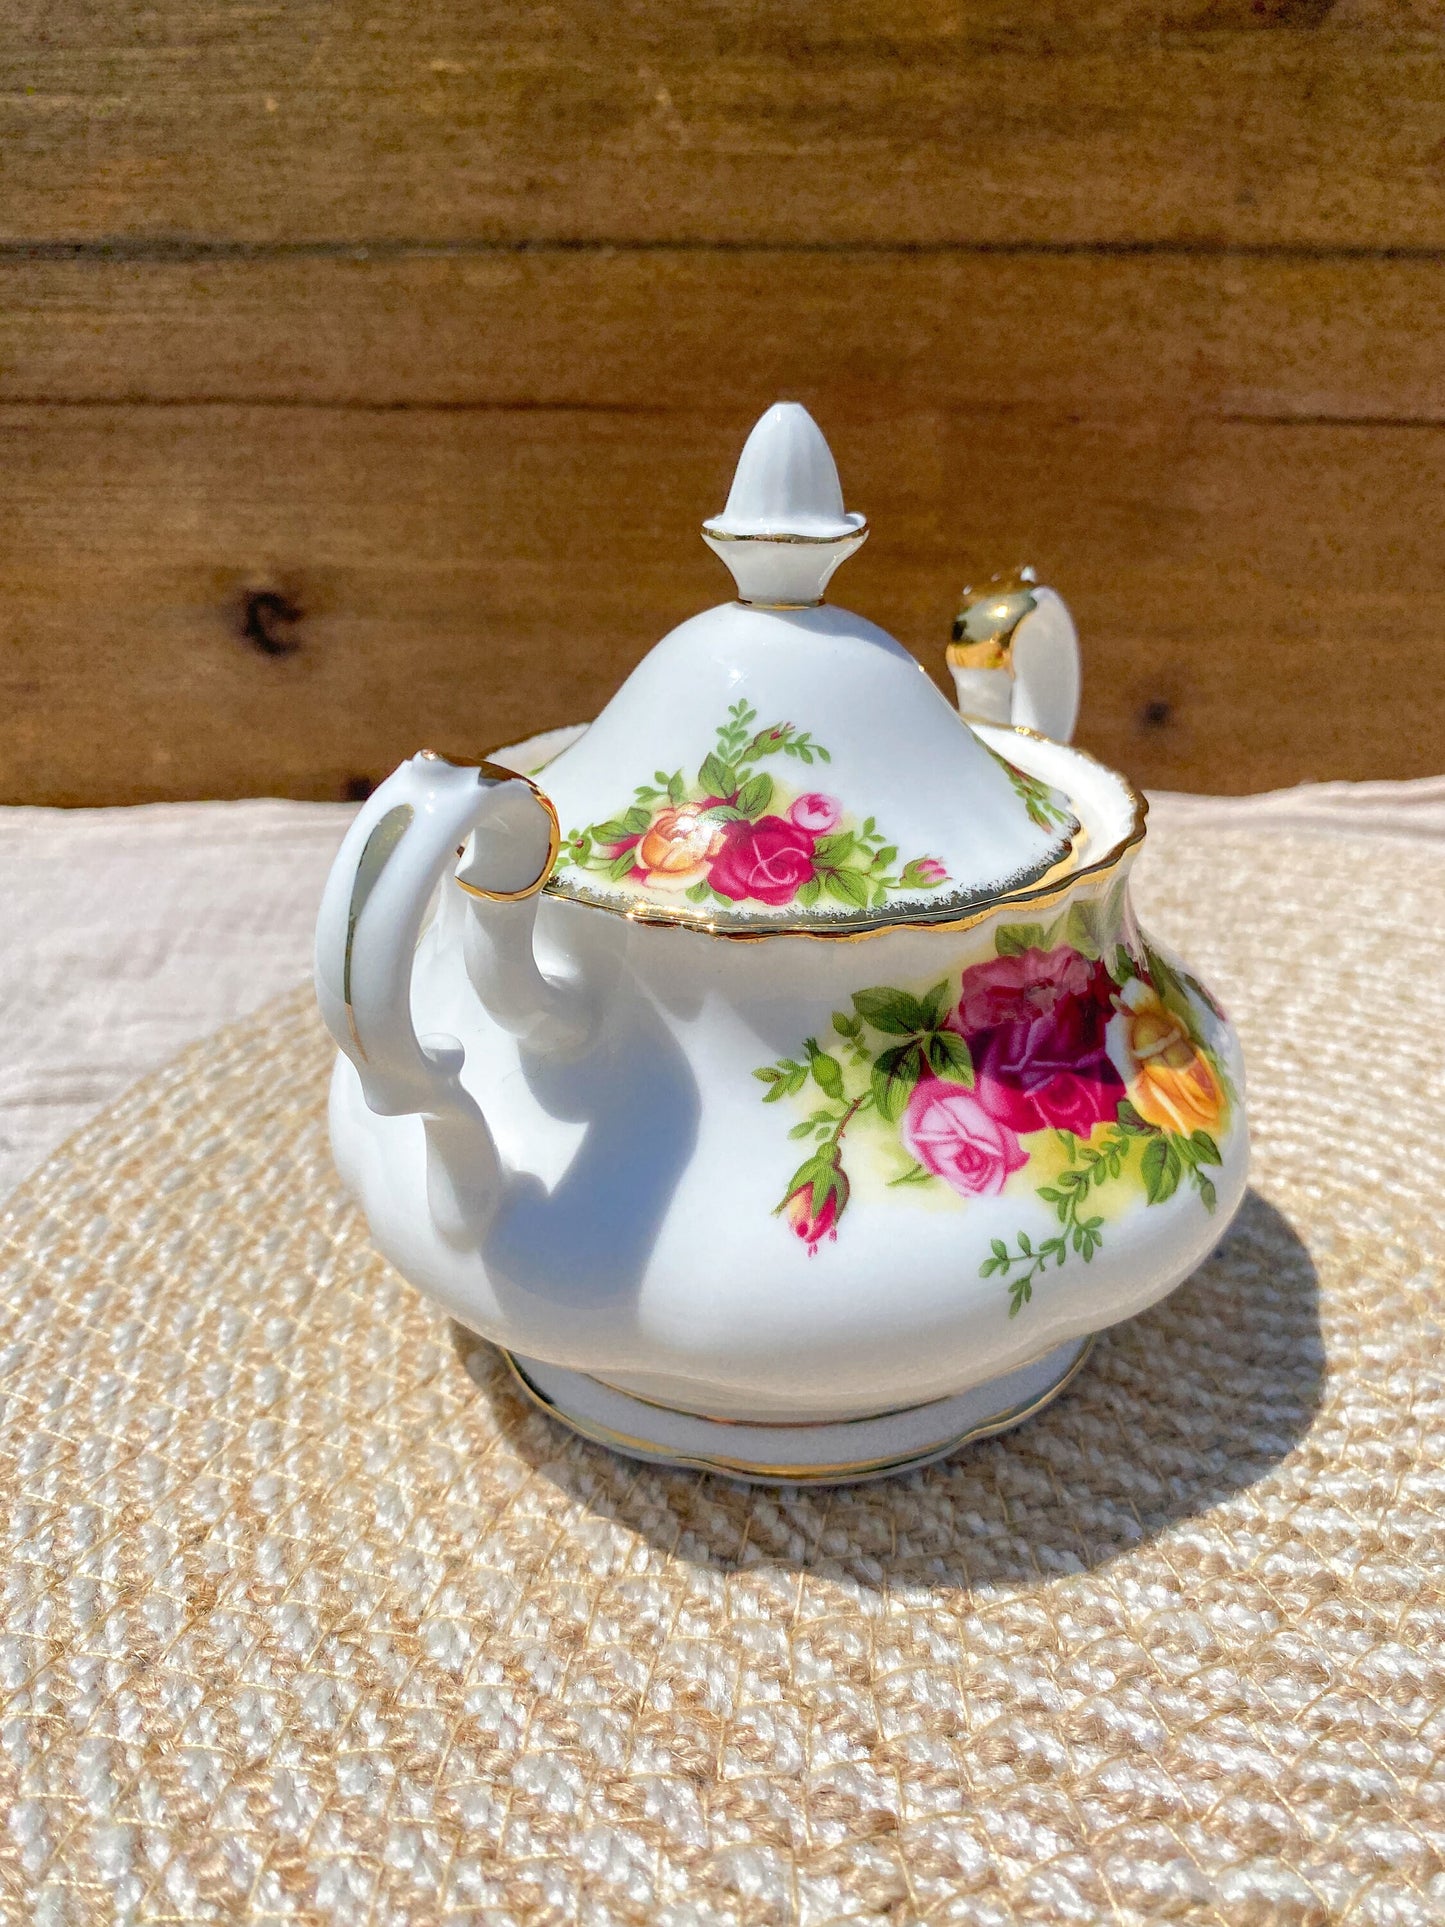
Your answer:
(780, 1160), (849, 1255)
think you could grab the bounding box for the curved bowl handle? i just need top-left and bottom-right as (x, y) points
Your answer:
(314, 750), (558, 1120)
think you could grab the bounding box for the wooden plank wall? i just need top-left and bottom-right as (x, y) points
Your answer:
(3, 1), (1444, 804)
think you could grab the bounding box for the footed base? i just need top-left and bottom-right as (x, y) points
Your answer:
(500, 1337), (1094, 1485)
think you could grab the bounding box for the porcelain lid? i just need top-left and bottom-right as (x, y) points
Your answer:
(536, 405), (1081, 934)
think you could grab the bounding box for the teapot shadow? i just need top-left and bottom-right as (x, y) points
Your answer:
(459, 1187), (1322, 1590)
(482, 989), (699, 1312)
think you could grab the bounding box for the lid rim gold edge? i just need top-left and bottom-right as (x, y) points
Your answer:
(492, 723), (1147, 944)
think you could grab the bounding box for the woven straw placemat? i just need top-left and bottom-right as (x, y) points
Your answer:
(2, 818), (1442, 1925)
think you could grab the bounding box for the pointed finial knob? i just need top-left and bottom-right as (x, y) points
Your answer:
(702, 403), (868, 606)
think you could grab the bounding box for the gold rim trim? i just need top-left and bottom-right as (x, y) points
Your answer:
(420, 751), (563, 904)
(522, 726), (1147, 945)
(586, 1371), (973, 1430)
(498, 1338), (1096, 1482)
(701, 521), (868, 546)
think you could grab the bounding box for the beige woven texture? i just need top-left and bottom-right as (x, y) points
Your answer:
(2, 819), (1442, 1925)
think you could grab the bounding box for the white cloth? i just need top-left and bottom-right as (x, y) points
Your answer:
(3, 777), (1443, 1201)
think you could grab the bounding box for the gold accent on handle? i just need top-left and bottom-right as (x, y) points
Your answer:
(417, 751), (562, 904)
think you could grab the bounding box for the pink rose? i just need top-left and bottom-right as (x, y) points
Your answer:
(954, 946), (1122, 1138)
(709, 815), (818, 906)
(902, 1080), (1028, 1198)
(914, 858), (948, 885)
(789, 792), (841, 835)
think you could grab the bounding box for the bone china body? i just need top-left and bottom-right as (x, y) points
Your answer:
(316, 405), (1247, 1481)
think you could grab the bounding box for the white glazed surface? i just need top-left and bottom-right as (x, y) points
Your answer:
(537, 600), (1076, 924)
(326, 725), (1248, 1424)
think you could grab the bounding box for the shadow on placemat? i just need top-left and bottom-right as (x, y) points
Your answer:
(457, 1187), (1321, 1587)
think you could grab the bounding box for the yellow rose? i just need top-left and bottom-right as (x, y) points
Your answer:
(637, 805), (723, 881)
(1111, 978), (1225, 1137)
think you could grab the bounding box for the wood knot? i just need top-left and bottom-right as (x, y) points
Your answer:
(241, 588), (303, 657)
(1140, 698), (1173, 730)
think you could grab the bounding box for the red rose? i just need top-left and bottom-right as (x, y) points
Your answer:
(954, 945), (1123, 1138)
(708, 815), (818, 906)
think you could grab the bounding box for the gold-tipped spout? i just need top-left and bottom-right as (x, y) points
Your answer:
(947, 565), (1040, 673)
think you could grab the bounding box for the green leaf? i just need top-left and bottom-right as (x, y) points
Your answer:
(697, 751), (735, 799)
(1063, 899), (1103, 958)
(813, 832), (856, 867)
(607, 849), (640, 882)
(788, 1120), (815, 1139)
(782, 1152), (828, 1201)
(1190, 1130), (1222, 1167)
(736, 772), (774, 820)
(685, 879), (710, 903)
(796, 876), (822, 908)
(1113, 944), (1139, 985)
(926, 1029), (975, 1086)
(919, 980), (952, 1029)
(1141, 1135), (1182, 1205)
(995, 923), (1048, 958)
(991, 1239), (1008, 1261)
(1116, 1098), (1151, 1134)
(852, 986), (931, 1034)
(591, 817), (634, 844)
(831, 1010), (861, 1039)
(871, 1041), (924, 1121)
(621, 805), (653, 835)
(1197, 1176), (1218, 1213)
(752, 1067), (780, 1084)
(667, 772), (686, 805)
(887, 1160), (936, 1187)
(762, 1065), (807, 1103)
(810, 1053), (845, 1101)
(824, 867), (871, 909)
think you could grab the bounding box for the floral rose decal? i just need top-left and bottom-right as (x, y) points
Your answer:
(902, 1082), (1027, 1197)
(755, 909), (1232, 1302)
(553, 702), (949, 915)
(1108, 978), (1226, 1137)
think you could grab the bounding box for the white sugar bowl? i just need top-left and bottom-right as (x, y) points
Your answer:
(316, 404), (1247, 1482)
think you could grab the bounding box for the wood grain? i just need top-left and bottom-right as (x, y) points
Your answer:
(3, 3), (1445, 249)
(3, 248), (1444, 420)
(5, 404), (1441, 806)
(3, 1), (1443, 804)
